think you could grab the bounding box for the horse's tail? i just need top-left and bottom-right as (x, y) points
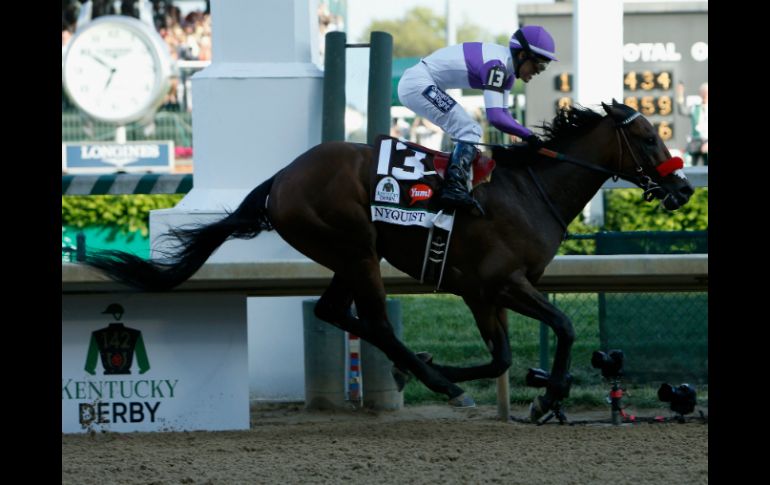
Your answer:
(83, 176), (276, 291)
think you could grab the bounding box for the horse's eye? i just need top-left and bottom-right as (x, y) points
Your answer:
(644, 137), (657, 145)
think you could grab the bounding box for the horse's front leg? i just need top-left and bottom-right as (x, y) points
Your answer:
(422, 297), (512, 383)
(494, 270), (575, 421)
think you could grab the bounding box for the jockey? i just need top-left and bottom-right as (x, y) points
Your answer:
(397, 25), (557, 214)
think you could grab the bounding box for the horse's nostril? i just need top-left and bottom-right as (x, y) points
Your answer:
(680, 184), (694, 197)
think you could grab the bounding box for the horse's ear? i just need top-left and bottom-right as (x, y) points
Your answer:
(601, 102), (612, 115)
(611, 98), (620, 106)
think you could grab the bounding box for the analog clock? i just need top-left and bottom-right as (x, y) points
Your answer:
(62, 15), (173, 125)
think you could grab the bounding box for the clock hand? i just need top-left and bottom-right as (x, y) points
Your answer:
(104, 67), (117, 90)
(85, 52), (115, 70)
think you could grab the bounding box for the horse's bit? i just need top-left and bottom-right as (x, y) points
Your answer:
(614, 112), (684, 202)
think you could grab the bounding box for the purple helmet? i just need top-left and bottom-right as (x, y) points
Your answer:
(509, 25), (558, 61)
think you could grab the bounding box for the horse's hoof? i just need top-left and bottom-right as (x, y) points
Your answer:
(448, 393), (476, 408)
(391, 366), (410, 392)
(529, 396), (548, 422)
(416, 351), (433, 364)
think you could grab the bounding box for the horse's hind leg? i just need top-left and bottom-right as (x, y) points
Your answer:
(424, 297), (512, 383)
(342, 259), (471, 405)
(313, 270), (470, 404)
(315, 275), (410, 392)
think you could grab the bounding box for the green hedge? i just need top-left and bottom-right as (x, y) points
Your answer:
(61, 188), (708, 251)
(62, 194), (184, 237)
(604, 187), (708, 231)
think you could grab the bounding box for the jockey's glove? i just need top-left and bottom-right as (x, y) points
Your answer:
(524, 134), (544, 151)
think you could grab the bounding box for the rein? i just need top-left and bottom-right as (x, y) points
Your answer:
(453, 111), (684, 239)
(525, 165), (570, 240)
(526, 113), (683, 237)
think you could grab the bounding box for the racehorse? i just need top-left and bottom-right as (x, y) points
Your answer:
(82, 100), (693, 419)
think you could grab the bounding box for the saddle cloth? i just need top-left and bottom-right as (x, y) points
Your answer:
(370, 135), (495, 229)
(370, 135), (496, 287)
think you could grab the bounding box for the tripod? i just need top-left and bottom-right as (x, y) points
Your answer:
(536, 400), (568, 425)
(525, 368), (572, 425)
(608, 379), (633, 424)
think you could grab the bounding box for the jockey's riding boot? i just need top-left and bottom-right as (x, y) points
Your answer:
(440, 142), (485, 215)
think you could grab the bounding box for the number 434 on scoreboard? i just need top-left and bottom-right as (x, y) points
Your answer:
(554, 70), (675, 142)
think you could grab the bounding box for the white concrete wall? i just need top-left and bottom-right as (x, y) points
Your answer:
(150, 0), (323, 401)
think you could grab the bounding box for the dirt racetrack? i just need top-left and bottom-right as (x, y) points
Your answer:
(62, 403), (708, 485)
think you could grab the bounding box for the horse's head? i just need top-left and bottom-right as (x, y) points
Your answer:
(601, 99), (694, 210)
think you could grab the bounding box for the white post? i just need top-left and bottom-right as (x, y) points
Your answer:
(444, 0), (462, 112)
(445, 0), (456, 46)
(574, 0), (623, 226)
(574, 0), (623, 110)
(150, 0), (323, 402)
(497, 369), (510, 422)
(114, 125), (127, 144)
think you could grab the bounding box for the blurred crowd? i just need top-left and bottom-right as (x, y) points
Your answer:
(63, 1), (211, 60)
(156, 8), (211, 110)
(318, 0), (344, 61)
(159, 9), (212, 62)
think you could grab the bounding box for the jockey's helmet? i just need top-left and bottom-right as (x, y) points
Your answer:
(102, 303), (125, 319)
(509, 25), (558, 62)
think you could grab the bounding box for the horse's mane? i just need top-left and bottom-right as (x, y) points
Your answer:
(538, 104), (605, 143)
(538, 102), (638, 143)
(493, 102), (639, 167)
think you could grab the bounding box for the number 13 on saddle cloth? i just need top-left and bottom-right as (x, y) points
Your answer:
(370, 135), (496, 286)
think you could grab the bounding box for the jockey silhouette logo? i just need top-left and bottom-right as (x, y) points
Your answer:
(84, 304), (151, 375)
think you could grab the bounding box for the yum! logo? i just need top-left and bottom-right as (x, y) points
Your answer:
(409, 184), (433, 205)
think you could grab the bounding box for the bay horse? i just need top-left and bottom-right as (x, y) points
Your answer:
(83, 100), (693, 420)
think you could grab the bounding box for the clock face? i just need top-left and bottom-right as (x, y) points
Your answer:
(62, 16), (172, 124)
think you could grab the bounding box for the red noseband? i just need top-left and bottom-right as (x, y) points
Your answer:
(656, 157), (684, 177)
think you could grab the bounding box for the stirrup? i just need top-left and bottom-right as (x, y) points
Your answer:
(441, 143), (484, 215)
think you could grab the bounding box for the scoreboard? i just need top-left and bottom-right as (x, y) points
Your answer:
(519, 3), (708, 154)
(622, 70), (674, 142)
(553, 69), (675, 142)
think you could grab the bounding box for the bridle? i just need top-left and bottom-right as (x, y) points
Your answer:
(612, 111), (684, 202)
(453, 109), (686, 239)
(524, 110), (685, 239)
